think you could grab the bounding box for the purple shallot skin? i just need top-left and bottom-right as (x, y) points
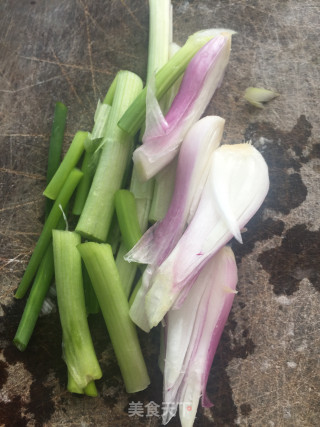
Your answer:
(133, 34), (231, 181)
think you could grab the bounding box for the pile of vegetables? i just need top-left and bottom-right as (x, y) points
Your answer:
(13, 1), (269, 425)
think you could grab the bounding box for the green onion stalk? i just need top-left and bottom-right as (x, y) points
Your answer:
(73, 75), (117, 216)
(118, 29), (219, 136)
(45, 102), (67, 216)
(43, 131), (88, 200)
(78, 242), (150, 393)
(15, 168), (83, 299)
(76, 71), (143, 242)
(115, 0), (172, 297)
(52, 230), (102, 392)
(14, 102), (68, 350)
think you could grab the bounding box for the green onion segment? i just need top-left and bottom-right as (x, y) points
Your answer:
(78, 242), (150, 393)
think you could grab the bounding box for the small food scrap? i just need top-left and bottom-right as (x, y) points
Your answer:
(244, 86), (280, 108)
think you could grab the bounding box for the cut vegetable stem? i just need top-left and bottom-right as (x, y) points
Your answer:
(45, 102), (67, 216)
(148, 157), (177, 222)
(115, 190), (142, 251)
(118, 29), (219, 136)
(43, 131), (88, 200)
(15, 168), (83, 299)
(73, 102), (112, 215)
(114, 189), (143, 298)
(76, 71), (143, 242)
(114, 0), (172, 296)
(13, 245), (54, 351)
(78, 242), (150, 393)
(53, 230), (102, 390)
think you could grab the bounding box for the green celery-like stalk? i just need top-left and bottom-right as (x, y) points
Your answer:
(148, 156), (177, 223)
(147, 0), (172, 78)
(15, 168), (83, 299)
(103, 73), (118, 105)
(114, 190), (142, 251)
(12, 210), (68, 350)
(76, 71), (143, 242)
(53, 230), (102, 390)
(138, 0), (172, 140)
(106, 213), (121, 255)
(78, 242), (150, 393)
(83, 264), (99, 315)
(129, 277), (142, 308)
(67, 371), (84, 394)
(72, 150), (96, 215)
(114, 190), (143, 298)
(73, 81), (115, 216)
(118, 30), (216, 136)
(43, 131), (88, 200)
(14, 103), (68, 349)
(45, 102), (67, 216)
(67, 375), (97, 396)
(83, 381), (98, 397)
(115, 245), (138, 299)
(67, 371), (98, 396)
(13, 245), (54, 351)
(114, 0), (172, 296)
(129, 167), (154, 232)
(148, 42), (182, 222)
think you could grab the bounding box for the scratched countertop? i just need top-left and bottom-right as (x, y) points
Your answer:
(0, 1), (319, 426)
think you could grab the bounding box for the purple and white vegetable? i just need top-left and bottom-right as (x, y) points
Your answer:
(162, 246), (238, 426)
(132, 33), (232, 181)
(127, 116), (225, 332)
(126, 116), (225, 267)
(144, 143), (269, 328)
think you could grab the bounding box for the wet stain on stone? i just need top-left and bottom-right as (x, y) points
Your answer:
(240, 402), (252, 416)
(245, 115), (312, 215)
(0, 395), (28, 427)
(0, 301), (64, 426)
(205, 310), (256, 426)
(258, 224), (320, 295)
(231, 115), (314, 263)
(233, 215), (285, 260)
(0, 359), (9, 389)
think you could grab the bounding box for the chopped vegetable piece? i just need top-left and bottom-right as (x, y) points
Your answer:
(118, 28), (235, 136)
(244, 86), (280, 108)
(115, 244), (139, 298)
(127, 116), (225, 332)
(142, 143), (269, 328)
(163, 246), (238, 425)
(14, 103), (67, 349)
(43, 131), (87, 200)
(52, 230), (102, 390)
(133, 34), (232, 181)
(76, 71), (143, 242)
(114, 0), (172, 297)
(83, 264), (100, 315)
(45, 102), (67, 216)
(15, 168), (83, 299)
(127, 116), (225, 266)
(90, 102), (112, 143)
(72, 103), (111, 215)
(13, 245), (54, 351)
(148, 42), (182, 223)
(114, 189), (144, 298)
(72, 150), (97, 215)
(67, 373), (98, 396)
(148, 147), (177, 224)
(103, 73), (118, 105)
(114, 190), (142, 251)
(78, 242), (150, 393)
